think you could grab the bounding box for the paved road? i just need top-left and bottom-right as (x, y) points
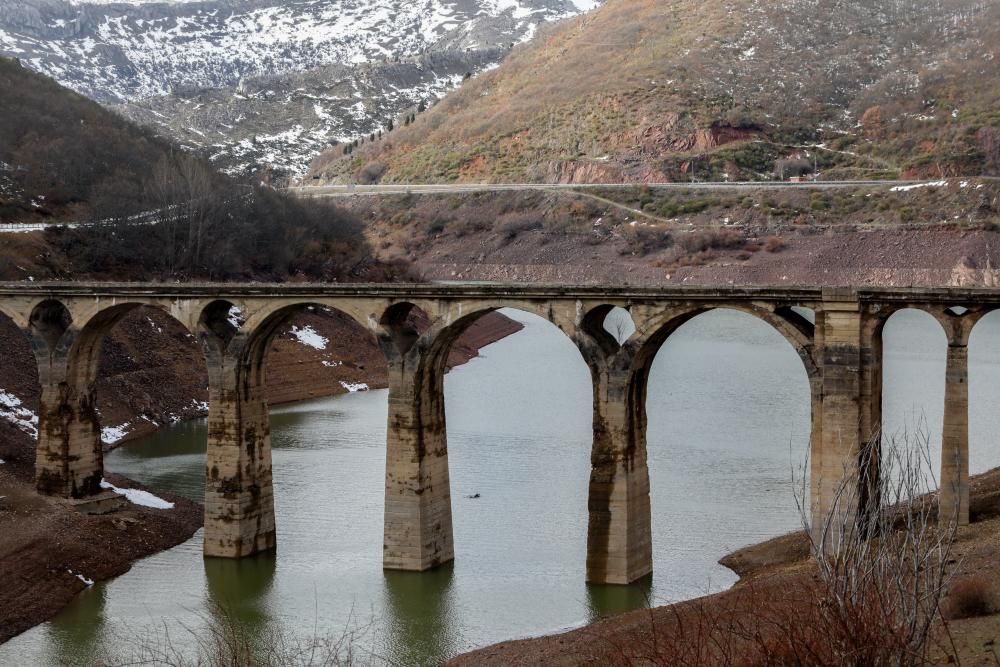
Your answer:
(288, 180), (936, 198)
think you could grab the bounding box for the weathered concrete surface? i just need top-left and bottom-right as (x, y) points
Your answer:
(2, 282), (997, 584)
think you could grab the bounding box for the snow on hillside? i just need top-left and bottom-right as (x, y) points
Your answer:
(1, 0), (597, 176)
(0, 0), (590, 104)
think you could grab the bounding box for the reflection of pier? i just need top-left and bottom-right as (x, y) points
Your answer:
(0, 283), (993, 585)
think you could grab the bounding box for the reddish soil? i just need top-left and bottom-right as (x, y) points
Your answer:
(393, 227), (1000, 288)
(0, 426), (202, 643)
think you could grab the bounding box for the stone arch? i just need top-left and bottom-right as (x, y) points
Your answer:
(33, 300), (207, 498)
(628, 303), (819, 462)
(411, 302), (580, 388)
(239, 300), (377, 390)
(0, 300), (28, 330)
(967, 307), (1000, 479)
(632, 304), (818, 515)
(873, 307), (949, 508)
(197, 299), (244, 358)
(378, 301), (431, 359)
(578, 304), (637, 358)
(67, 302), (206, 391)
(28, 298), (73, 359)
(864, 304), (951, 346)
(633, 303), (819, 381)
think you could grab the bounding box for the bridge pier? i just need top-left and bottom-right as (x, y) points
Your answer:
(585, 366), (652, 585)
(940, 334), (971, 526)
(812, 298), (867, 548)
(33, 360), (104, 498)
(202, 354), (276, 558)
(382, 347), (454, 571)
(27, 300), (105, 499)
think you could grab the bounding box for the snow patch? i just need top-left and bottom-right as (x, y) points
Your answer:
(340, 381), (369, 393)
(290, 325), (328, 350)
(889, 180), (948, 192)
(67, 569), (94, 586)
(100, 479), (175, 509)
(101, 423), (131, 445)
(226, 305), (244, 329)
(0, 390), (38, 439)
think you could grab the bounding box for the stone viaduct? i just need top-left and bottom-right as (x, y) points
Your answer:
(0, 282), (994, 585)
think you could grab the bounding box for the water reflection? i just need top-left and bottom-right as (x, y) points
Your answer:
(204, 553), (277, 637)
(42, 584), (106, 666)
(586, 576), (653, 622)
(381, 567), (457, 666)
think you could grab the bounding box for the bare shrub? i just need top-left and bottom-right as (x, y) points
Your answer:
(763, 235), (787, 253)
(943, 577), (998, 620)
(101, 602), (368, 666)
(356, 161), (387, 185)
(792, 428), (959, 666)
(495, 212), (542, 240)
(619, 225), (674, 256)
(677, 229), (745, 254)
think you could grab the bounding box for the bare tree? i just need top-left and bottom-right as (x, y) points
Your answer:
(796, 423), (959, 665)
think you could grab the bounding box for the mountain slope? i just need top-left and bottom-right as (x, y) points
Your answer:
(1, 0), (599, 177)
(118, 48), (507, 178)
(0, 0), (590, 104)
(0, 56), (369, 283)
(307, 0), (1000, 184)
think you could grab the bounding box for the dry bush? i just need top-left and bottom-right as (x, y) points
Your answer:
(101, 602), (368, 667)
(763, 235), (787, 253)
(494, 212), (542, 239)
(356, 161), (387, 185)
(943, 577), (998, 620)
(677, 228), (745, 254)
(619, 225), (674, 256)
(598, 430), (959, 667)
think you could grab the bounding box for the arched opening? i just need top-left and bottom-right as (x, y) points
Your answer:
(879, 309), (947, 493)
(229, 301), (387, 540)
(410, 306), (593, 645)
(641, 307), (812, 601)
(968, 309), (1000, 477)
(63, 305), (210, 500)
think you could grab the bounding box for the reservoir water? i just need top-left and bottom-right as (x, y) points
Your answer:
(3, 308), (1000, 665)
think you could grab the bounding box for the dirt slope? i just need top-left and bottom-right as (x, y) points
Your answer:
(310, 0), (1000, 185)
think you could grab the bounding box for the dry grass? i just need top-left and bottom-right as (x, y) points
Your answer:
(944, 578), (999, 621)
(307, 0), (1000, 185)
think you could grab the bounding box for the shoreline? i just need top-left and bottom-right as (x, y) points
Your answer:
(446, 467), (1000, 666)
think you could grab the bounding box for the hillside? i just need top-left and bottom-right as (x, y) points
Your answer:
(1, 0), (599, 177)
(308, 0), (1000, 184)
(0, 56), (371, 283)
(118, 49), (508, 179)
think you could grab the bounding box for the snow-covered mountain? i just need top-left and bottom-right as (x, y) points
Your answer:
(0, 0), (591, 103)
(119, 48), (507, 177)
(0, 0), (598, 178)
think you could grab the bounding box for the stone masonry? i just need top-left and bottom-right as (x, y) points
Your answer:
(0, 283), (995, 584)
